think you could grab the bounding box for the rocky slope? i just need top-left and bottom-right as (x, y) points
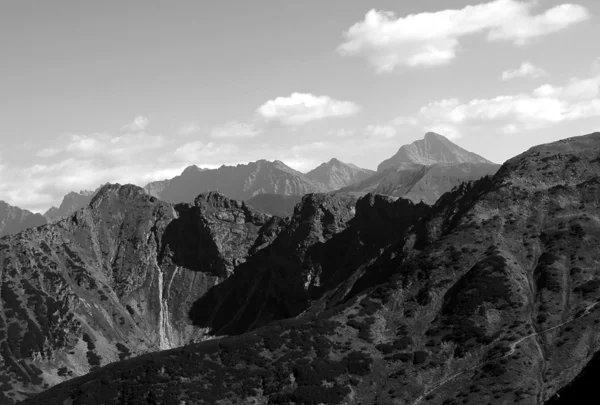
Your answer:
(378, 132), (493, 172)
(43, 190), (98, 223)
(306, 158), (375, 190)
(143, 160), (328, 204)
(340, 162), (500, 204)
(20, 131), (600, 405)
(0, 202), (46, 238)
(0, 186), (276, 403)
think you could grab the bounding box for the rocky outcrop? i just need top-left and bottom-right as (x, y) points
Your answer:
(21, 132), (600, 405)
(0, 185), (273, 403)
(143, 160), (328, 204)
(377, 132), (493, 172)
(306, 158), (375, 190)
(0, 201), (46, 238)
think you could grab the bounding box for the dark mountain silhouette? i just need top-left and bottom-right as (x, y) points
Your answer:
(305, 158), (374, 190)
(0, 201), (46, 238)
(377, 132), (493, 172)
(43, 189), (98, 222)
(17, 132), (600, 405)
(143, 160), (328, 204)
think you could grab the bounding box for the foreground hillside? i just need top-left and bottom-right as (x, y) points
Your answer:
(20, 133), (600, 405)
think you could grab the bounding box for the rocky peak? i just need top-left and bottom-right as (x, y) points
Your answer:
(377, 132), (493, 171)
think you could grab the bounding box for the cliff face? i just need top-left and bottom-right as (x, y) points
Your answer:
(0, 201), (47, 238)
(20, 132), (600, 405)
(0, 185), (273, 403)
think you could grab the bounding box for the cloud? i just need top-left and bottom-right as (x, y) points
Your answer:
(210, 121), (261, 138)
(365, 125), (397, 138)
(501, 62), (548, 80)
(418, 73), (600, 132)
(256, 93), (360, 125)
(338, 0), (589, 72)
(121, 115), (149, 132)
(427, 124), (462, 140)
(176, 122), (201, 136)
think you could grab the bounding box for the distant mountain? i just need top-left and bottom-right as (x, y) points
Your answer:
(143, 160), (328, 203)
(377, 132), (493, 172)
(0, 201), (47, 237)
(43, 189), (98, 222)
(305, 158), (375, 190)
(246, 194), (304, 217)
(340, 162), (501, 204)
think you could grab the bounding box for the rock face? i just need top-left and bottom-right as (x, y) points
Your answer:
(0, 185), (273, 403)
(340, 162), (501, 204)
(43, 190), (98, 223)
(245, 193), (304, 217)
(144, 160), (328, 204)
(306, 158), (375, 190)
(0, 201), (47, 238)
(20, 132), (600, 405)
(377, 132), (493, 172)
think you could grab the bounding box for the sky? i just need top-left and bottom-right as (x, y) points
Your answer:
(1, 0), (599, 212)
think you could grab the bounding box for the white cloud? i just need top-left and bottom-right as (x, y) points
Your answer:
(419, 74), (600, 131)
(256, 93), (360, 125)
(121, 115), (149, 132)
(501, 62), (548, 80)
(338, 0), (589, 72)
(176, 122), (201, 136)
(210, 121), (261, 138)
(365, 125), (397, 138)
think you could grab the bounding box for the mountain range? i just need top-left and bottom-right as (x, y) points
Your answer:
(4, 131), (597, 405)
(0, 133), (498, 233)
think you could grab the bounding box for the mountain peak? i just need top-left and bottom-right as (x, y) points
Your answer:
(377, 132), (493, 171)
(305, 159), (375, 190)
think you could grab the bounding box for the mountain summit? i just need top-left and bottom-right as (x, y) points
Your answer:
(305, 158), (374, 190)
(377, 132), (493, 172)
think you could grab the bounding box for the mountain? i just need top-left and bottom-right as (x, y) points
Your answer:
(0, 185), (277, 403)
(21, 132), (600, 405)
(43, 190), (98, 222)
(340, 162), (501, 204)
(0, 201), (47, 238)
(245, 193), (304, 217)
(144, 160), (328, 204)
(377, 132), (493, 172)
(305, 158), (375, 190)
